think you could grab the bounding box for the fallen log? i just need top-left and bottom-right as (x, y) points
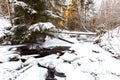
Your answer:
(57, 37), (74, 44)
(50, 31), (96, 35)
(61, 31), (96, 35)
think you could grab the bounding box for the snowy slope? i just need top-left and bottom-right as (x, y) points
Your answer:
(0, 18), (11, 38)
(0, 37), (120, 80)
(98, 27), (120, 55)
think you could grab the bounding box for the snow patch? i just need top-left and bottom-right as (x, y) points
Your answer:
(16, 65), (47, 80)
(0, 18), (11, 38)
(99, 27), (120, 55)
(29, 22), (56, 32)
(15, 1), (37, 14)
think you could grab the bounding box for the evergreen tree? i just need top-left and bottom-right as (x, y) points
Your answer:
(14, 0), (66, 26)
(10, 0), (65, 44)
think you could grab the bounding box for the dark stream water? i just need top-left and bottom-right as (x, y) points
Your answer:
(17, 45), (72, 80)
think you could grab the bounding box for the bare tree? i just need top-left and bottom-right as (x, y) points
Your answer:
(98, 0), (120, 30)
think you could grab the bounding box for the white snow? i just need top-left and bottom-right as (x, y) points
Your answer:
(45, 10), (61, 19)
(0, 18), (11, 38)
(96, 74), (120, 80)
(0, 18), (120, 80)
(16, 65), (47, 80)
(94, 0), (102, 12)
(15, 1), (37, 14)
(0, 19), (11, 29)
(0, 37), (120, 80)
(43, 37), (71, 47)
(99, 27), (120, 55)
(55, 62), (75, 77)
(0, 61), (22, 70)
(60, 51), (79, 62)
(38, 54), (59, 68)
(64, 0), (72, 5)
(29, 22), (56, 32)
(66, 68), (94, 80)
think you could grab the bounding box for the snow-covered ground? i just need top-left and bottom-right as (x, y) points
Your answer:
(98, 27), (120, 55)
(0, 18), (120, 80)
(0, 36), (120, 80)
(0, 18), (11, 38)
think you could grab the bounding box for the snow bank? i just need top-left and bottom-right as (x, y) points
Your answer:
(96, 74), (120, 80)
(66, 69), (94, 80)
(16, 65), (47, 80)
(0, 46), (20, 62)
(0, 19), (11, 29)
(0, 61), (22, 70)
(0, 54), (22, 80)
(0, 18), (11, 38)
(98, 27), (120, 55)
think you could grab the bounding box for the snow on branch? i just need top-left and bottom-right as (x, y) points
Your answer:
(44, 10), (64, 20)
(28, 22), (56, 32)
(15, 1), (37, 14)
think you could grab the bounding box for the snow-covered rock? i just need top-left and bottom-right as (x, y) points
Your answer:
(0, 61), (22, 70)
(23, 57), (38, 66)
(16, 65), (47, 80)
(66, 68), (95, 80)
(55, 63), (75, 75)
(38, 54), (59, 67)
(60, 51), (79, 62)
(0, 67), (19, 80)
(0, 53), (20, 62)
(96, 74), (120, 80)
